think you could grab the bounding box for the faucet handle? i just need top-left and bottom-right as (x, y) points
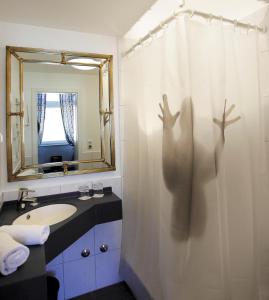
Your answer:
(18, 188), (36, 200)
(19, 187), (35, 193)
(26, 189), (35, 194)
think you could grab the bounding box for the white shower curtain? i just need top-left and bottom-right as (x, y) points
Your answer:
(121, 16), (268, 300)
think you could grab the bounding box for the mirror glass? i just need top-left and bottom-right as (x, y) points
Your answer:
(6, 47), (115, 181)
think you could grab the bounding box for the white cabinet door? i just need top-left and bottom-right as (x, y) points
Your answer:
(63, 256), (95, 299)
(95, 249), (122, 289)
(63, 228), (95, 262)
(46, 258), (65, 300)
(94, 220), (122, 254)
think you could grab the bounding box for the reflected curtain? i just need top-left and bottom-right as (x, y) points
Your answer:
(37, 92), (46, 145)
(121, 16), (268, 300)
(59, 93), (76, 146)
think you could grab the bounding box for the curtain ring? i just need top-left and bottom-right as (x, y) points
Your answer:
(233, 19), (238, 31)
(144, 36), (151, 46)
(134, 40), (141, 52)
(190, 10), (195, 18)
(246, 23), (250, 35)
(148, 32), (154, 41)
(208, 14), (213, 24)
(159, 21), (166, 30)
(137, 39), (142, 49)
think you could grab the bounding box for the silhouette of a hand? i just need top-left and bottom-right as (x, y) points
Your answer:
(213, 99), (241, 141)
(158, 94), (180, 129)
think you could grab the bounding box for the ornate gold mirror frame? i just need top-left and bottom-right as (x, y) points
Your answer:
(6, 46), (115, 181)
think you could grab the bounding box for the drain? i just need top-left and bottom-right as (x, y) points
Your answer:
(26, 214), (31, 220)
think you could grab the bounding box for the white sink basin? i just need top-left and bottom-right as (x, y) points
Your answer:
(13, 204), (77, 226)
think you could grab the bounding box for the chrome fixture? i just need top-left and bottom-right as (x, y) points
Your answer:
(81, 249), (91, 257)
(17, 188), (37, 211)
(99, 244), (108, 253)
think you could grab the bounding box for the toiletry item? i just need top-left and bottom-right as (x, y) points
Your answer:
(0, 224), (50, 245)
(92, 182), (104, 198)
(78, 184), (89, 197)
(0, 231), (29, 275)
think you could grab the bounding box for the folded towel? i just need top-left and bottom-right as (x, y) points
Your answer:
(0, 225), (50, 246)
(0, 231), (29, 276)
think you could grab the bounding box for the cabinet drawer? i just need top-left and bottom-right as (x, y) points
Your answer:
(63, 228), (94, 262)
(94, 220), (122, 254)
(95, 249), (122, 289)
(64, 256), (95, 299)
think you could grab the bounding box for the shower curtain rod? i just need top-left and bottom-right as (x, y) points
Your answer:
(122, 8), (267, 57)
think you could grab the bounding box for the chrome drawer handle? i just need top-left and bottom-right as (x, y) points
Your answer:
(99, 244), (108, 253)
(81, 248), (90, 257)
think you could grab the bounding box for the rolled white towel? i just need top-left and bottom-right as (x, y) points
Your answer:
(0, 225), (50, 246)
(0, 231), (29, 276)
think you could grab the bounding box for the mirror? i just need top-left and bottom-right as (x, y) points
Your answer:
(6, 46), (115, 181)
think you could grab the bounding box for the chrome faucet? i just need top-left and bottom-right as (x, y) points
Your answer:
(17, 188), (38, 211)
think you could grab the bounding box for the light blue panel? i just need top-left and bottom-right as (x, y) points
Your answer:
(46, 263), (65, 300)
(63, 228), (95, 262)
(95, 249), (122, 289)
(64, 256), (96, 299)
(46, 253), (63, 268)
(94, 220), (122, 254)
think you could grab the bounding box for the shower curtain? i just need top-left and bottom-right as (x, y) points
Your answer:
(121, 16), (269, 300)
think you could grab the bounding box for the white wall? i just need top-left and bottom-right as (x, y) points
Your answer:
(0, 21), (122, 200)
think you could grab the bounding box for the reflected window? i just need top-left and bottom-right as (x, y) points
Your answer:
(38, 92), (77, 145)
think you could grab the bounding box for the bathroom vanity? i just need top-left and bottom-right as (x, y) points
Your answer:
(0, 189), (122, 300)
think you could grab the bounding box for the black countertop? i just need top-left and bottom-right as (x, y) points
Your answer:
(0, 190), (122, 300)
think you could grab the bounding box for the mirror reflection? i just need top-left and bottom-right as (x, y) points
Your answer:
(6, 47), (115, 181)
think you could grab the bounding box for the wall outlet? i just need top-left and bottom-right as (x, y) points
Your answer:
(88, 140), (93, 149)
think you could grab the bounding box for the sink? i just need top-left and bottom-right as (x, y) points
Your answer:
(13, 204), (77, 226)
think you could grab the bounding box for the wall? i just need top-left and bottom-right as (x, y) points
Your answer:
(0, 21), (122, 200)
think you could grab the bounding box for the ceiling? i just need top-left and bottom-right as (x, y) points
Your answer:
(0, 0), (267, 37)
(0, 0), (157, 36)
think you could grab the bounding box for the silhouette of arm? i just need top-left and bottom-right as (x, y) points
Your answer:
(158, 94), (181, 191)
(213, 99), (241, 174)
